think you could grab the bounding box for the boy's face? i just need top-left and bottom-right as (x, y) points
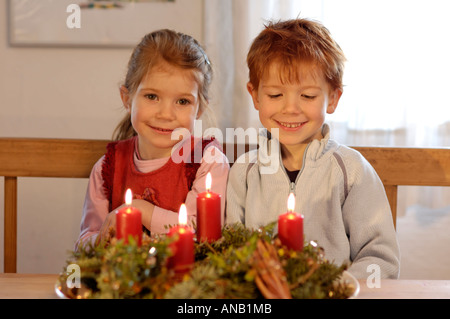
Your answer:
(247, 61), (341, 147)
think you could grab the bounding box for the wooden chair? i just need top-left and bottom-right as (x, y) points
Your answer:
(1, 138), (449, 273)
(356, 147), (450, 227)
(1, 138), (108, 273)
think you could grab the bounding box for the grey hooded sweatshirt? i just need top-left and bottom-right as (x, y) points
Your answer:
(226, 124), (400, 279)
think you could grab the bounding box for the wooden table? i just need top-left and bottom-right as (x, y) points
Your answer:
(0, 274), (449, 299)
(356, 279), (450, 299)
(0, 274), (59, 299)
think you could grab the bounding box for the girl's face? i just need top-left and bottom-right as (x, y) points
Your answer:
(248, 61), (341, 150)
(121, 61), (201, 160)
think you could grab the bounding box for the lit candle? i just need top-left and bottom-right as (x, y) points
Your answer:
(196, 172), (222, 242)
(115, 189), (142, 246)
(167, 204), (194, 273)
(278, 193), (303, 251)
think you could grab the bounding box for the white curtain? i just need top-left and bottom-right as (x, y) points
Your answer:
(323, 0), (450, 148)
(203, 0), (317, 133)
(204, 0), (450, 279)
(204, 0), (450, 145)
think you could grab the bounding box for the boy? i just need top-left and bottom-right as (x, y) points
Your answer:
(226, 19), (400, 279)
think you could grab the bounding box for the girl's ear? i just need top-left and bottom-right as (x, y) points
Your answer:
(326, 88), (343, 114)
(120, 85), (131, 113)
(247, 82), (260, 110)
(196, 98), (206, 119)
(196, 107), (204, 119)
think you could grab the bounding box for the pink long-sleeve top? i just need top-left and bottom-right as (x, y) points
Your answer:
(76, 144), (230, 248)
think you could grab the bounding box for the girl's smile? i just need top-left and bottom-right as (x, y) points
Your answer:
(121, 60), (201, 160)
(149, 125), (175, 135)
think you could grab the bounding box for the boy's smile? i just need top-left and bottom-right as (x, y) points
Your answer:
(275, 120), (307, 130)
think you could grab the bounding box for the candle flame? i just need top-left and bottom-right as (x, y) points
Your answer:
(287, 213), (296, 220)
(179, 203), (187, 225)
(125, 189), (132, 205)
(287, 193), (295, 212)
(205, 172), (212, 192)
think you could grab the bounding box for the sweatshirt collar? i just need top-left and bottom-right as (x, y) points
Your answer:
(259, 123), (333, 164)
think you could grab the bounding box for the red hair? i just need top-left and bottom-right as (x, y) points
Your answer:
(247, 19), (346, 91)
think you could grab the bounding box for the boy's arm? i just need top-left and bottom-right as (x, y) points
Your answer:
(342, 155), (400, 279)
(225, 159), (251, 225)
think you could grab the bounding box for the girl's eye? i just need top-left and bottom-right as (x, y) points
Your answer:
(177, 98), (191, 106)
(145, 94), (158, 101)
(302, 94), (316, 100)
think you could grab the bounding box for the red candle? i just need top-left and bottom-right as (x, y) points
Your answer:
(167, 204), (194, 273)
(278, 193), (303, 251)
(196, 172), (222, 242)
(115, 189), (142, 246)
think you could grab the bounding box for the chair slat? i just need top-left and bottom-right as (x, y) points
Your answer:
(0, 138), (108, 178)
(355, 147), (450, 186)
(4, 177), (17, 273)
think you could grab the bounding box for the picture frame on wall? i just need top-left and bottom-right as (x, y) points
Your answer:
(8, 0), (203, 48)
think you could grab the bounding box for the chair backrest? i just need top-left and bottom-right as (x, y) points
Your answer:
(0, 138), (109, 273)
(1, 137), (449, 273)
(356, 147), (450, 227)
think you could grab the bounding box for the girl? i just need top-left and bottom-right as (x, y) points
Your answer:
(77, 29), (229, 248)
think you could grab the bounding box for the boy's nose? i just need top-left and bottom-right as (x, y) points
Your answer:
(281, 96), (301, 114)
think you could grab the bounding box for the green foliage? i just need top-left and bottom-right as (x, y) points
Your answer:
(58, 223), (352, 299)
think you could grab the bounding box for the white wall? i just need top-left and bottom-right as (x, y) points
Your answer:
(0, 1), (203, 273)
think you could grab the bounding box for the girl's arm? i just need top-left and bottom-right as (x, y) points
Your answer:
(76, 156), (109, 249)
(77, 146), (230, 249)
(149, 145), (230, 234)
(76, 156), (156, 249)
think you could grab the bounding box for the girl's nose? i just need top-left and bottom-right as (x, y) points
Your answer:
(156, 100), (176, 120)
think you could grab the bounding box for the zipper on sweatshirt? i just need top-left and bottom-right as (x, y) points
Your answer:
(286, 143), (311, 193)
(290, 181), (296, 193)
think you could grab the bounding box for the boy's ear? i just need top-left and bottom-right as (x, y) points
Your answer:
(247, 82), (260, 110)
(120, 85), (131, 113)
(326, 88), (343, 114)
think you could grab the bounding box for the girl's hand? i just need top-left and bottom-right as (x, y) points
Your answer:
(98, 207), (121, 244)
(131, 199), (155, 231)
(97, 200), (155, 244)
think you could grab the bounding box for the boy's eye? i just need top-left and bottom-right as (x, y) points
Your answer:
(177, 98), (191, 106)
(302, 94), (316, 100)
(268, 94), (282, 99)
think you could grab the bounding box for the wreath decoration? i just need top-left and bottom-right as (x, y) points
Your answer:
(57, 223), (356, 299)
